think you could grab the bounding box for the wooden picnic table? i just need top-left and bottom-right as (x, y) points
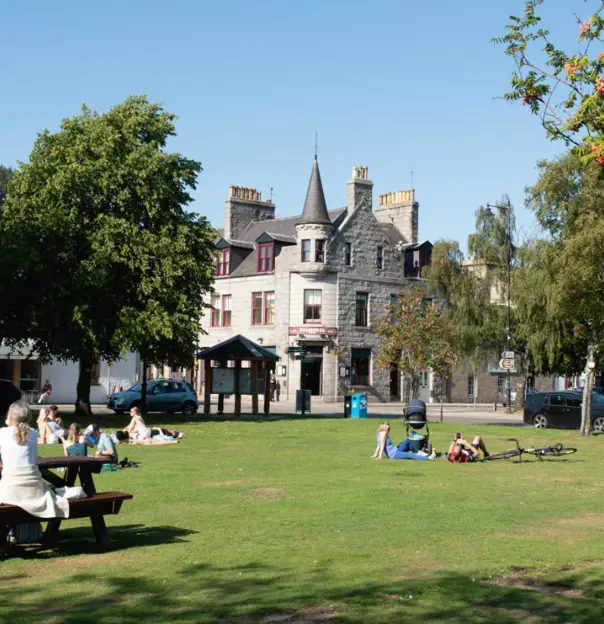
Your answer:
(0, 456), (133, 550)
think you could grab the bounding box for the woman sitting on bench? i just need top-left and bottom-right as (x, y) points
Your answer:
(0, 401), (82, 520)
(372, 422), (437, 461)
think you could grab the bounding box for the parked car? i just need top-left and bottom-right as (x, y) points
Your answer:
(0, 380), (21, 418)
(523, 391), (604, 431)
(107, 380), (198, 416)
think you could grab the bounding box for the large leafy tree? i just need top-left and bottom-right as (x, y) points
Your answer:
(0, 165), (14, 206)
(424, 240), (504, 409)
(521, 152), (604, 434)
(495, 0), (604, 168)
(0, 96), (216, 415)
(375, 284), (458, 403)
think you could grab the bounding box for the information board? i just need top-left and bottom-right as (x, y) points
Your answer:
(211, 368), (235, 394)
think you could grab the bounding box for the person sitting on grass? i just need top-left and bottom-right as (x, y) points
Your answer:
(44, 405), (66, 444)
(123, 407), (151, 441)
(61, 423), (92, 457)
(115, 427), (182, 444)
(37, 407), (50, 443)
(372, 422), (436, 461)
(447, 433), (490, 463)
(86, 424), (118, 472)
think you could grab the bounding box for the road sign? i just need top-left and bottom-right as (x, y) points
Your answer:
(501, 351), (515, 359)
(499, 358), (515, 370)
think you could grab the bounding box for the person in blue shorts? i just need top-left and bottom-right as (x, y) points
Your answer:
(372, 422), (436, 461)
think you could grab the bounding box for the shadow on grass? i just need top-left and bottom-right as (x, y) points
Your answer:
(2, 559), (604, 623)
(6, 524), (197, 560)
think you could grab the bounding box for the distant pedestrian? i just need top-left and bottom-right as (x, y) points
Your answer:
(38, 380), (52, 404)
(275, 381), (281, 402)
(269, 377), (276, 401)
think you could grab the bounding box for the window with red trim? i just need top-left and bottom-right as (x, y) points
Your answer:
(257, 242), (274, 273)
(251, 292), (263, 326)
(210, 295), (220, 327)
(216, 248), (231, 276)
(221, 295), (232, 327)
(301, 240), (311, 262)
(264, 291), (275, 325)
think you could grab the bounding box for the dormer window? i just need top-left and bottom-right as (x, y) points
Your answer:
(257, 242), (274, 273)
(315, 239), (325, 263)
(216, 248), (231, 276)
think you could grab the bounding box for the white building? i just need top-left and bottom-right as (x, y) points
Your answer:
(0, 345), (139, 404)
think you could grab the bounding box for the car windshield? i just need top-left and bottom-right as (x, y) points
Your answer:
(127, 383), (141, 392)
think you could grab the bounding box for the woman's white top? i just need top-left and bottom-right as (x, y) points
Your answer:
(0, 426), (38, 468)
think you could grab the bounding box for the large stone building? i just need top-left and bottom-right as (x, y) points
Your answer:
(198, 158), (432, 402)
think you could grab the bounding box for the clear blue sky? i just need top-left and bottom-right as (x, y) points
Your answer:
(1, 0), (598, 251)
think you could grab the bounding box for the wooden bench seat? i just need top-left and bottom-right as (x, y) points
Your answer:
(0, 491), (133, 550)
(0, 491), (133, 523)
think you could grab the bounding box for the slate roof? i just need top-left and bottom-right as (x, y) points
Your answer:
(227, 208), (347, 279)
(197, 334), (280, 361)
(236, 208), (346, 243)
(297, 157), (331, 225)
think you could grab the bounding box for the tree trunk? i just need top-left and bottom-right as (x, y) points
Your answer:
(141, 359), (148, 411)
(75, 356), (94, 417)
(580, 342), (597, 436)
(516, 377), (526, 410)
(439, 379), (444, 423)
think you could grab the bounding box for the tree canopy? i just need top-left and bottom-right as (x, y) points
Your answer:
(375, 284), (458, 401)
(495, 0), (604, 168)
(0, 95), (216, 414)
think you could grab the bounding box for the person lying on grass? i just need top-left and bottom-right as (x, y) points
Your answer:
(372, 422), (436, 461)
(447, 433), (490, 463)
(115, 428), (182, 445)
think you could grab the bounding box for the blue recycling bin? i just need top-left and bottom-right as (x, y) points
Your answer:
(350, 393), (368, 418)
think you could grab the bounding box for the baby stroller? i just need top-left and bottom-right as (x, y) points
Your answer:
(402, 400), (431, 454)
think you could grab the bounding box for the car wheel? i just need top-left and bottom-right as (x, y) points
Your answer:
(592, 416), (604, 432)
(182, 401), (197, 416)
(533, 413), (549, 429)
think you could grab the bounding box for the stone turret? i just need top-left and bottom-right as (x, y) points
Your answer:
(295, 156), (333, 278)
(224, 185), (275, 240)
(374, 188), (418, 244)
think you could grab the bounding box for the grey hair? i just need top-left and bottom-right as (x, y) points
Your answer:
(8, 400), (31, 425)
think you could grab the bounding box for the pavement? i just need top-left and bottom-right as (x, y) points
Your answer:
(44, 398), (525, 426)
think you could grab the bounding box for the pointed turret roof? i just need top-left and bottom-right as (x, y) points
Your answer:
(297, 156), (331, 225)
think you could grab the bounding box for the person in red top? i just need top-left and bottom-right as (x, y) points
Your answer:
(38, 380), (52, 405)
(448, 433), (490, 463)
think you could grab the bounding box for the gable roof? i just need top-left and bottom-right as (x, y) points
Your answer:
(197, 334), (280, 361)
(297, 157), (331, 225)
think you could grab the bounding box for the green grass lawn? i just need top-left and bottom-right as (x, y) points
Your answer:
(2, 416), (604, 623)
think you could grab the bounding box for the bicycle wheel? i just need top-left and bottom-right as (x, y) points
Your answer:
(544, 446), (577, 457)
(485, 449), (521, 461)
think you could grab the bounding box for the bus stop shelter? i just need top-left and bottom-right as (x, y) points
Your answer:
(197, 334), (280, 415)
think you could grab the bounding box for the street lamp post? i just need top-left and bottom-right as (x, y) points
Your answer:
(486, 201), (512, 413)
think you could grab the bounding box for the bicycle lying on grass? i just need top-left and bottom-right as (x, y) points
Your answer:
(484, 438), (578, 463)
